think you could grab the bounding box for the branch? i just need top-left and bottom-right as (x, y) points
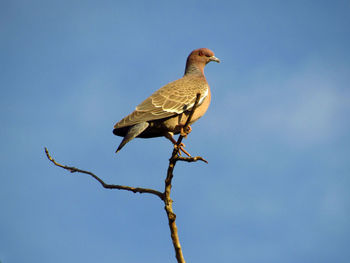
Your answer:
(163, 93), (203, 263)
(44, 147), (164, 200)
(45, 93), (207, 263)
(175, 155), (208, 163)
(171, 94), (202, 159)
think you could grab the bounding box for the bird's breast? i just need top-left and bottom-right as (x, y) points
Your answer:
(159, 87), (211, 134)
(189, 86), (211, 124)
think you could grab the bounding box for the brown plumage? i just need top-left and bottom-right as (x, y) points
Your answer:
(113, 48), (220, 153)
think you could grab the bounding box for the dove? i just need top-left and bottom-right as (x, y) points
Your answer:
(113, 48), (220, 155)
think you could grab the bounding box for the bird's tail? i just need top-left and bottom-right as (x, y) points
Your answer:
(116, 122), (149, 153)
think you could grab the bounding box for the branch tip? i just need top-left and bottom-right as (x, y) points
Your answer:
(44, 147), (163, 200)
(176, 156), (208, 164)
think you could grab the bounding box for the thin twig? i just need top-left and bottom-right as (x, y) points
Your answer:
(175, 156), (208, 163)
(171, 94), (202, 159)
(44, 147), (164, 200)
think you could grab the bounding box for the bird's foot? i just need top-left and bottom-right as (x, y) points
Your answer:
(174, 143), (191, 157)
(180, 125), (192, 137)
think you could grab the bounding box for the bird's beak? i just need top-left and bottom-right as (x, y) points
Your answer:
(209, 56), (220, 63)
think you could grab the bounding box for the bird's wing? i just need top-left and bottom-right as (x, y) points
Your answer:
(114, 76), (208, 129)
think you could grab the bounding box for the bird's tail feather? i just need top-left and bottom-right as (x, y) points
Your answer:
(116, 122), (149, 153)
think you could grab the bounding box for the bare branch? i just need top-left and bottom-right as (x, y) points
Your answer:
(45, 93), (207, 263)
(163, 93), (203, 263)
(44, 147), (164, 200)
(175, 156), (208, 163)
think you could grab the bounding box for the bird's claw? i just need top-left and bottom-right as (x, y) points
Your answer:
(180, 125), (192, 137)
(174, 143), (191, 157)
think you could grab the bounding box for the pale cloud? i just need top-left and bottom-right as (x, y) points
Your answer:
(258, 74), (342, 145)
(321, 183), (349, 219)
(206, 56), (350, 149)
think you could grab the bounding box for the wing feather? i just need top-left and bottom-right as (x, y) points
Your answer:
(114, 76), (208, 129)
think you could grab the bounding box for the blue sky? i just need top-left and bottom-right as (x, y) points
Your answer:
(1, 0), (350, 262)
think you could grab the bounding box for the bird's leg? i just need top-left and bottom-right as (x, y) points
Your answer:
(178, 114), (192, 138)
(180, 125), (192, 137)
(165, 133), (192, 157)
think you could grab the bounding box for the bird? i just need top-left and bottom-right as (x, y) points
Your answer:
(113, 48), (220, 155)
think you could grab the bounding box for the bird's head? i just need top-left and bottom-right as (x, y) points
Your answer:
(185, 48), (220, 75)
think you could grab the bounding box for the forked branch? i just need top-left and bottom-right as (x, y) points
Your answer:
(45, 93), (206, 263)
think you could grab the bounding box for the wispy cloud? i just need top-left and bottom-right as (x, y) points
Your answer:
(206, 56), (350, 149)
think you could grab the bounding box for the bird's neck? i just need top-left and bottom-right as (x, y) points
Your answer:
(184, 63), (205, 76)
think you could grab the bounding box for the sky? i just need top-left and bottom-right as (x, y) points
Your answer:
(1, 0), (350, 262)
